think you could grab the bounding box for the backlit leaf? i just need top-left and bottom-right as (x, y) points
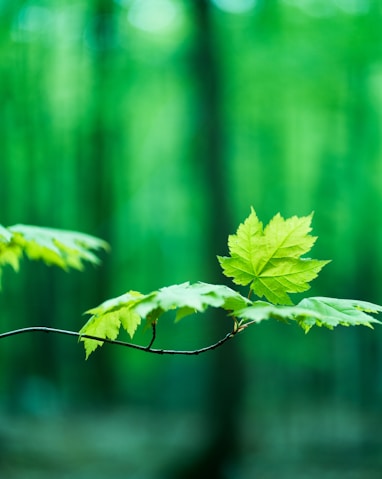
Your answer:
(80, 282), (250, 357)
(295, 297), (382, 332)
(236, 297), (382, 332)
(79, 311), (121, 359)
(218, 208), (330, 304)
(235, 301), (320, 325)
(0, 224), (108, 290)
(9, 225), (109, 270)
(80, 291), (144, 358)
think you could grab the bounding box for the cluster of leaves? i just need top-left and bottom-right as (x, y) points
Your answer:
(80, 282), (251, 358)
(0, 224), (108, 288)
(79, 208), (382, 357)
(1, 210), (381, 358)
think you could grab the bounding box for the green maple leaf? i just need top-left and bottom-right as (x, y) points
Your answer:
(0, 224), (109, 290)
(295, 297), (382, 332)
(138, 282), (250, 322)
(80, 291), (143, 358)
(218, 208), (330, 305)
(234, 301), (318, 324)
(9, 225), (109, 270)
(235, 297), (382, 332)
(79, 311), (121, 358)
(80, 282), (250, 357)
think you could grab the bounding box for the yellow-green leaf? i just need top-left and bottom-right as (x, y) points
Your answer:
(81, 291), (144, 357)
(80, 282), (250, 357)
(9, 225), (109, 270)
(218, 208), (330, 304)
(80, 311), (121, 359)
(236, 297), (382, 333)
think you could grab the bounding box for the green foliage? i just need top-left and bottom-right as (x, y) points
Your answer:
(236, 297), (382, 333)
(0, 224), (109, 288)
(218, 208), (330, 304)
(80, 208), (382, 358)
(80, 282), (250, 358)
(2, 210), (380, 359)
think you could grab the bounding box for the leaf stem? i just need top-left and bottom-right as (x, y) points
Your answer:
(0, 326), (238, 356)
(147, 322), (157, 349)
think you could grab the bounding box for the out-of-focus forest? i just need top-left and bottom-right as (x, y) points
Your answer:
(1, 0), (382, 478)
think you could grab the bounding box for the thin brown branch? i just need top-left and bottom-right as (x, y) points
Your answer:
(0, 326), (237, 356)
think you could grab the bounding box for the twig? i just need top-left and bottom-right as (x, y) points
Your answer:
(147, 322), (157, 349)
(0, 326), (237, 356)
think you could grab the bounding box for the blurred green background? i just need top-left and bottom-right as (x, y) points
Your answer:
(1, 0), (382, 478)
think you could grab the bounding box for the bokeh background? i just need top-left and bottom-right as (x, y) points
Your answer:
(1, 0), (382, 478)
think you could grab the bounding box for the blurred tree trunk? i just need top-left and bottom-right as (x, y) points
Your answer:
(15, 31), (60, 397)
(81, 0), (118, 403)
(171, 1), (245, 477)
(253, 0), (287, 216)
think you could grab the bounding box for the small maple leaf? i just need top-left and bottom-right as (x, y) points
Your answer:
(218, 208), (330, 305)
(80, 291), (144, 358)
